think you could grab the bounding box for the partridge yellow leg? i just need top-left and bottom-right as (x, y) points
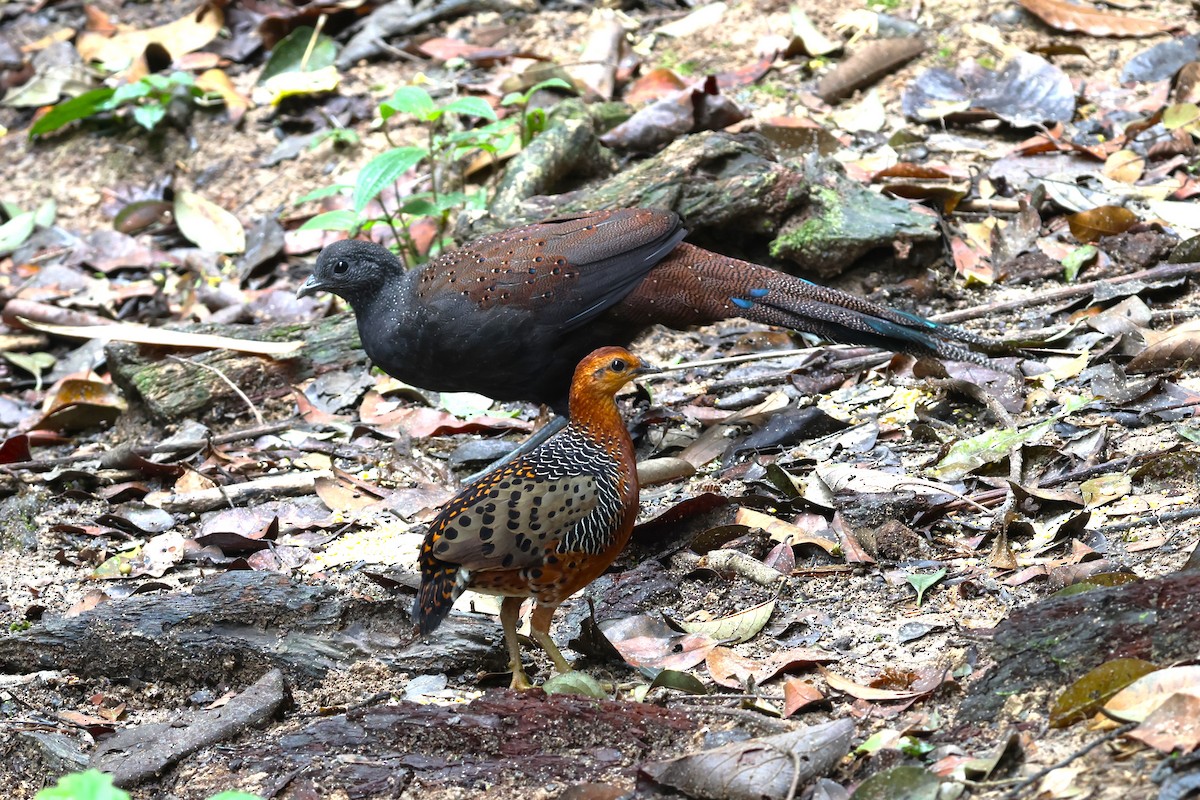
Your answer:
(530, 601), (572, 675)
(500, 596), (533, 690)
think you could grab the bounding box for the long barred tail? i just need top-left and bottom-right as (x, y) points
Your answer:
(412, 555), (470, 635)
(623, 244), (1005, 366)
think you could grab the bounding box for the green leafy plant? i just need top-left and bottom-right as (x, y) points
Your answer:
(298, 79), (571, 265)
(35, 769), (262, 800)
(30, 72), (219, 139)
(501, 77), (572, 147)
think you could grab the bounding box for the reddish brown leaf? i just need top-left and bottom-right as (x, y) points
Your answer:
(1019, 0), (1171, 38)
(624, 68), (688, 106)
(783, 678), (824, 717)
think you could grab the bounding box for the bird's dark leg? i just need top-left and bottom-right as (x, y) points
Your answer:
(500, 595), (533, 690)
(464, 415), (570, 483)
(529, 600), (572, 675)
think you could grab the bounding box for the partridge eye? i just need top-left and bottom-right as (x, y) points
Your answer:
(610, 359), (627, 372)
(333, 260), (349, 275)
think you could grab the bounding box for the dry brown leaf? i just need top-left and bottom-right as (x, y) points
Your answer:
(1127, 693), (1200, 752)
(820, 666), (930, 701)
(1105, 665), (1200, 722)
(1102, 149), (1145, 183)
(1127, 319), (1200, 373)
(734, 507), (839, 553)
(195, 68), (251, 125)
(1066, 205), (1138, 242)
(783, 678), (824, 717)
(78, 2), (224, 72)
(1018, 0), (1170, 38)
(706, 646), (836, 689)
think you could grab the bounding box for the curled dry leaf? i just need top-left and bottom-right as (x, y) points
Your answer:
(705, 645), (837, 690)
(677, 598), (776, 644)
(734, 507), (839, 553)
(819, 665), (943, 701)
(1018, 0), (1171, 38)
(77, 2), (224, 74)
(640, 719), (855, 800)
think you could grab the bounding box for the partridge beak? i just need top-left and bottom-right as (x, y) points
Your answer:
(296, 275), (323, 299)
(632, 363), (660, 377)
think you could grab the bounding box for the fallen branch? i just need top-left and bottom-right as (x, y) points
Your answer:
(931, 261), (1200, 324)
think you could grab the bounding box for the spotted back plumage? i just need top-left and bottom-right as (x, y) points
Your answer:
(412, 347), (650, 636)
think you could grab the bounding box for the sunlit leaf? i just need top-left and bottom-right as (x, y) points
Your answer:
(174, 189), (246, 253)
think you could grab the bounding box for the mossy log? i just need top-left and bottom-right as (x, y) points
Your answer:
(105, 313), (362, 422)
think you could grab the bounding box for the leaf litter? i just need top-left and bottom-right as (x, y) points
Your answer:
(2, 0), (1200, 798)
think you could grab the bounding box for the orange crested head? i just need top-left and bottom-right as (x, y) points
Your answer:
(567, 347), (657, 416)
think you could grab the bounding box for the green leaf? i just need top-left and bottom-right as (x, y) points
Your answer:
(28, 88), (116, 138)
(1049, 658), (1159, 728)
(112, 81), (154, 104)
(3, 351), (55, 390)
(299, 209), (358, 232)
(353, 147), (426, 214)
(260, 26), (339, 84)
(501, 77), (574, 106)
(541, 670), (607, 698)
(35, 769), (130, 800)
(381, 86), (436, 122)
(294, 184), (353, 205)
(132, 103), (167, 131)
(850, 765), (941, 800)
(440, 96), (496, 120)
(647, 669), (708, 695)
(34, 198), (57, 229)
(906, 568), (946, 606)
(0, 211), (36, 255)
(1062, 244), (1098, 282)
(398, 197), (439, 216)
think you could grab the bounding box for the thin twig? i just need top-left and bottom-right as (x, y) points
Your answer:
(1003, 724), (1136, 799)
(0, 420), (300, 473)
(642, 347), (821, 380)
(166, 355), (264, 425)
(931, 261), (1200, 325)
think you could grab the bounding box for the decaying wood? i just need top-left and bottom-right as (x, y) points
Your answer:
(959, 571), (1200, 721)
(0, 571), (500, 686)
(164, 689), (697, 799)
(92, 669), (288, 788)
(105, 313), (361, 422)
